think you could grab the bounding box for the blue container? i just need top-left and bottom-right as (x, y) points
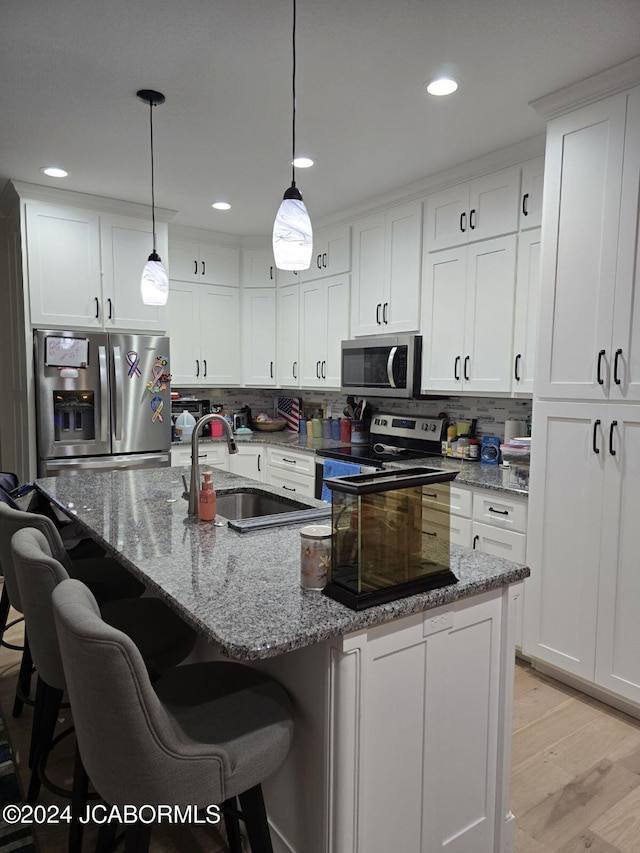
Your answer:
(480, 435), (501, 464)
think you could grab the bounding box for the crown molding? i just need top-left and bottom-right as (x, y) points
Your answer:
(7, 181), (176, 222)
(168, 223), (241, 248)
(530, 55), (640, 120)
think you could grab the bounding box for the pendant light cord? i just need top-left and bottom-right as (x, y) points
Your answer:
(149, 99), (157, 254)
(291, 0), (297, 187)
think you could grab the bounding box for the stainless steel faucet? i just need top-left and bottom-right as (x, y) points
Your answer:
(186, 414), (238, 515)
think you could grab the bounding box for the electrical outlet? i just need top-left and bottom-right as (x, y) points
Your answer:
(424, 610), (454, 636)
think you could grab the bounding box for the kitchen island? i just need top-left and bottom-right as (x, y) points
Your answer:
(36, 466), (529, 853)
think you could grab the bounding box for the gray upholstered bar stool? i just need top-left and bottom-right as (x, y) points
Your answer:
(53, 578), (294, 853)
(0, 501), (145, 717)
(10, 527), (198, 805)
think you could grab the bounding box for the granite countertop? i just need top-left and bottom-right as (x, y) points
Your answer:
(173, 430), (528, 496)
(36, 467), (529, 661)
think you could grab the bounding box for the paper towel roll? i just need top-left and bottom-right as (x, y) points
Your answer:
(504, 420), (527, 443)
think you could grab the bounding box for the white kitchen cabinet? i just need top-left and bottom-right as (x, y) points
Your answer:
(266, 446), (315, 498)
(526, 401), (640, 705)
(300, 224), (351, 282)
(168, 238), (239, 287)
(241, 288), (276, 386)
(421, 483), (473, 548)
(276, 268), (302, 286)
(277, 284), (300, 387)
(241, 248), (276, 288)
(168, 281), (240, 386)
(421, 235), (516, 394)
(351, 200), (422, 336)
(170, 442), (229, 471)
(299, 274), (350, 388)
(25, 201), (168, 331)
(519, 157), (544, 231)
(512, 229), (541, 395)
(229, 444), (266, 481)
(424, 166), (521, 252)
(536, 89), (640, 401)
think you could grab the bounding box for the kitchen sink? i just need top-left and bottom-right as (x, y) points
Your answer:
(215, 487), (331, 532)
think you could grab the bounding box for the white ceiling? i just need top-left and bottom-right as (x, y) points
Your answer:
(1, 0), (640, 237)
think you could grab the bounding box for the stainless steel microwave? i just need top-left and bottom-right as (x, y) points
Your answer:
(340, 335), (423, 398)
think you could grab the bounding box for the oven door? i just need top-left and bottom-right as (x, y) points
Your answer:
(340, 336), (419, 398)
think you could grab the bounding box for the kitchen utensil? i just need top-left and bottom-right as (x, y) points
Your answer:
(373, 443), (405, 455)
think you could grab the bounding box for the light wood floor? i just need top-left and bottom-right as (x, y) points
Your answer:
(2, 609), (640, 852)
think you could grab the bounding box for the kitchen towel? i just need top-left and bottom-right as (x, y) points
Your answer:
(321, 459), (361, 502)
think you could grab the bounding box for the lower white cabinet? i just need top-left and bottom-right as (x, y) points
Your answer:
(524, 401), (640, 706)
(266, 447), (315, 498)
(229, 444), (266, 482)
(171, 443), (229, 471)
(242, 288), (276, 386)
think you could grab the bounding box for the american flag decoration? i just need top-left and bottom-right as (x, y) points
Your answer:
(277, 397), (301, 432)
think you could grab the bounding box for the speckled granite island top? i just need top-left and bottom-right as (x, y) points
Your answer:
(36, 467), (529, 660)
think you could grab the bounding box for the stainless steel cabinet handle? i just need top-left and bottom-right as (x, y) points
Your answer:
(98, 345), (109, 442)
(113, 346), (124, 441)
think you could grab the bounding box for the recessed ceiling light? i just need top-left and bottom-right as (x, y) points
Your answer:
(41, 166), (68, 178)
(292, 157), (314, 169)
(211, 201), (231, 210)
(425, 77), (459, 97)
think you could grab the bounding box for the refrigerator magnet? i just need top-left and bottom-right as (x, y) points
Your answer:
(126, 351), (142, 377)
(150, 396), (164, 422)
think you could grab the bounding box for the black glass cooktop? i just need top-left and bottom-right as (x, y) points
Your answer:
(317, 444), (438, 466)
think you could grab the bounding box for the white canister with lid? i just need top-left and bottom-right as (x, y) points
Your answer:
(175, 410), (196, 442)
(300, 525), (332, 590)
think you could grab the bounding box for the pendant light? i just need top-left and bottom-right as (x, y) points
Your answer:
(137, 89), (169, 306)
(272, 0), (313, 270)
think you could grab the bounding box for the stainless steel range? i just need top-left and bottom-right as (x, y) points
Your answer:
(316, 412), (447, 467)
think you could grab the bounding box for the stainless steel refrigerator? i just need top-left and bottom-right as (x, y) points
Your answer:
(35, 329), (172, 476)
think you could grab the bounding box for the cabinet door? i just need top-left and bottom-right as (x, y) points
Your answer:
(519, 157), (544, 231)
(167, 282), (201, 385)
(595, 407), (640, 704)
(323, 274), (350, 387)
(468, 166), (520, 242)
(299, 281), (325, 387)
(421, 247), (466, 392)
(523, 402), (604, 679)
(229, 445), (266, 481)
(200, 244), (239, 287)
(168, 239), (200, 282)
(351, 213), (386, 336)
(512, 229), (541, 395)
(463, 235), (516, 394)
(242, 248), (276, 288)
(536, 94), (627, 399)
(242, 288), (276, 386)
(277, 284), (300, 387)
(200, 285), (241, 385)
(384, 200), (422, 333)
(323, 224), (351, 277)
(424, 182), (470, 251)
(100, 215), (168, 332)
(610, 88), (640, 402)
(472, 522), (526, 565)
(276, 268), (301, 286)
(25, 201), (102, 328)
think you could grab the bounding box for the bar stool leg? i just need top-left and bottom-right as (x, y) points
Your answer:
(238, 785), (274, 853)
(27, 680), (63, 803)
(222, 797), (243, 853)
(124, 821), (151, 853)
(12, 633), (33, 718)
(68, 742), (88, 853)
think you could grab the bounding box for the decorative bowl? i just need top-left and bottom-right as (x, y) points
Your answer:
(253, 419), (287, 432)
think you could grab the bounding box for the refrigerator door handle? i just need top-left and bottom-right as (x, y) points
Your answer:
(98, 345), (109, 443)
(112, 345), (124, 441)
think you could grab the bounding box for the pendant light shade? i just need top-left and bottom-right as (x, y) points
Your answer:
(272, 0), (312, 270)
(137, 89), (168, 306)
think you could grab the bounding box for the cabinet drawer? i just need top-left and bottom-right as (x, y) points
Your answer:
(269, 469), (315, 498)
(266, 447), (315, 477)
(472, 490), (527, 533)
(472, 522), (526, 564)
(422, 483), (472, 517)
(171, 444), (229, 471)
(421, 508), (472, 548)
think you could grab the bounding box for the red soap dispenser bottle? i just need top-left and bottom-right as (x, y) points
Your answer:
(199, 471), (217, 521)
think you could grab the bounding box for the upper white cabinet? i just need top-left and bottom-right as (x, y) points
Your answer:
(168, 238), (239, 287)
(519, 157), (544, 231)
(424, 166), (521, 252)
(421, 235), (516, 394)
(299, 274), (350, 388)
(512, 229), (541, 395)
(276, 268), (302, 286)
(277, 284), (300, 387)
(241, 288), (276, 387)
(167, 281), (240, 386)
(351, 200), (423, 336)
(300, 224), (351, 282)
(241, 248), (276, 288)
(25, 201), (168, 331)
(536, 89), (640, 401)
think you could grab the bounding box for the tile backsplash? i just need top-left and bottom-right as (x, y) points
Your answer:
(173, 388), (532, 441)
